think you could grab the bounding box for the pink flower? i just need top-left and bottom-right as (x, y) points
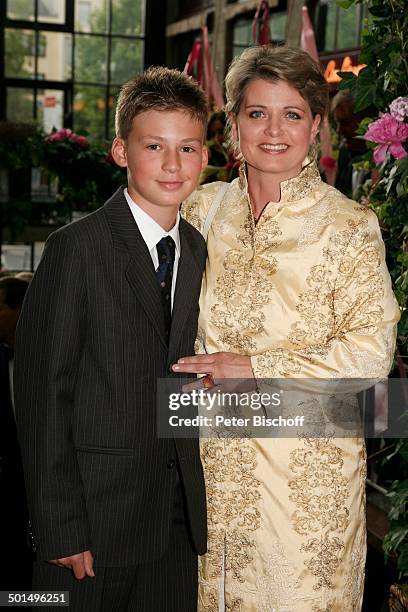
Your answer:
(363, 113), (408, 164)
(390, 97), (408, 122)
(319, 155), (336, 170)
(47, 128), (73, 142)
(72, 134), (89, 148)
(46, 128), (89, 147)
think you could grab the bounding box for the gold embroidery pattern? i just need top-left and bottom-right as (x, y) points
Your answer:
(301, 535), (344, 590)
(226, 598), (244, 612)
(210, 211), (281, 353)
(198, 587), (218, 612)
(312, 602), (335, 612)
(289, 438), (349, 535)
(296, 193), (339, 249)
(200, 439), (261, 582)
(343, 535), (366, 610)
(254, 215), (386, 377)
(238, 159), (322, 203)
(181, 200), (203, 233)
(289, 438), (348, 591)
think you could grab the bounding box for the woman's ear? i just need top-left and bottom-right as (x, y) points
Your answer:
(310, 114), (321, 143)
(111, 137), (128, 168)
(229, 113), (239, 143)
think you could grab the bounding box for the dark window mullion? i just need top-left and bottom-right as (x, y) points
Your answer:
(105, 0), (113, 141)
(33, 0), (39, 120)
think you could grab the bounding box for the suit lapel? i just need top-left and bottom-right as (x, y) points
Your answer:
(169, 219), (203, 356)
(104, 187), (167, 349)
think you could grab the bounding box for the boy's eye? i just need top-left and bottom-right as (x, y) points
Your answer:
(249, 110), (265, 119)
(146, 144), (161, 150)
(286, 111), (301, 120)
(181, 146), (195, 153)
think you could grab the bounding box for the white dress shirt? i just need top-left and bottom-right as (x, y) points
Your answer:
(124, 188), (181, 310)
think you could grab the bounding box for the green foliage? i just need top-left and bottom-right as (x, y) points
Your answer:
(0, 122), (125, 238)
(338, 0), (408, 111)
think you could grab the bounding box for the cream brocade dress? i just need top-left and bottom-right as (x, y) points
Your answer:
(183, 161), (400, 612)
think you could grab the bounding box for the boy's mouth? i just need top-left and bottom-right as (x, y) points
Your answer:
(157, 181), (184, 190)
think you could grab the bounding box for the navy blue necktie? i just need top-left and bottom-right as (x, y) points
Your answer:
(156, 236), (176, 342)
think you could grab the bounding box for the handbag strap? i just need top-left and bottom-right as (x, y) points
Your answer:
(202, 182), (229, 241)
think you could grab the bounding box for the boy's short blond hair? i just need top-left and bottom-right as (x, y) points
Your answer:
(115, 66), (208, 140)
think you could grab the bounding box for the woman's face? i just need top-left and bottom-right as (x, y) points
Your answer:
(231, 78), (321, 183)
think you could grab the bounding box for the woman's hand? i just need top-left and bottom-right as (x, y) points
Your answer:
(172, 352), (254, 379)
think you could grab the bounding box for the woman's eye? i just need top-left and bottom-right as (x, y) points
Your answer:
(146, 144), (160, 150)
(249, 110), (264, 119)
(286, 111), (301, 120)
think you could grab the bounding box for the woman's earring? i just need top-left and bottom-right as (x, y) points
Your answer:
(308, 142), (318, 161)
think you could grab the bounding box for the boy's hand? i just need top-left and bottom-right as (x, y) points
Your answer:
(49, 550), (95, 580)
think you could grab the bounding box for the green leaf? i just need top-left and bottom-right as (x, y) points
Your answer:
(368, 4), (391, 17)
(336, 0), (356, 8)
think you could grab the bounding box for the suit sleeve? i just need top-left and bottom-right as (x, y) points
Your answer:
(14, 229), (91, 561)
(250, 213), (400, 381)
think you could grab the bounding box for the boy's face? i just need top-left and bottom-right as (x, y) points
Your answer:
(112, 109), (207, 220)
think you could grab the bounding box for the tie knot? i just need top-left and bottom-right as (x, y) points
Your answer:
(157, 236), (176, 264)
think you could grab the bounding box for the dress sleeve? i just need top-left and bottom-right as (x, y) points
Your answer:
(181, 181), (225, 235)
(250, 212), (400, 380)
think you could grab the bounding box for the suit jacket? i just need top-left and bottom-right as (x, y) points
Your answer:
(0, 344), (33, 588)
(14, 186), (207, 566)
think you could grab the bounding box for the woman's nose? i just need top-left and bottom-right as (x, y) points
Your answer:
(265, 116), (283, 137)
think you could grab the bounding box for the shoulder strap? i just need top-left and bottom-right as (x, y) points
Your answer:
(202, 182), (229, 241)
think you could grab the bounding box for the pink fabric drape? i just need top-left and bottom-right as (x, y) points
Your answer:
(184, 26), (224, 110)
(252, 1), (271, 45)
(301, 5), (336, 186)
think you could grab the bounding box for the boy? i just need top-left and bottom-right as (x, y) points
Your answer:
(14, 67), (209, 611)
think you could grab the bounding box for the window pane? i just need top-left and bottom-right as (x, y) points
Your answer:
(6, 88), (34, 122)
(73, 86), (107, 143)
(337, 5), (359, 49)
(111, 0), (145, 36)
(270, 12), (287, 42)
(6, 0), (35, 21)
(75, 0), (109, 33)
(233, 19), (251, 46)
(5, 29), (35, 78)
(108, 88), (119, 140)
(38, 32), (73, 80)
(323, 2), (336, 51)
(110, 38), (143, 85)
(37, 89), (65, 132)
(38, 0), (66, 24)
(75, 34), (108, 83)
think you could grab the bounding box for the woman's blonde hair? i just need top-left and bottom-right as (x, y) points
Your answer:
(225, 45), (329, 119)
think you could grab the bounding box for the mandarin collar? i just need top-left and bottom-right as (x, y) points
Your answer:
(238, 157), (322, 207)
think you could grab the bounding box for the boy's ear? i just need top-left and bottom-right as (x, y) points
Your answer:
(111, 137), (128, 168)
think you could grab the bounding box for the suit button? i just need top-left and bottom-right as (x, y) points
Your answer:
(167, 459), (176, 469)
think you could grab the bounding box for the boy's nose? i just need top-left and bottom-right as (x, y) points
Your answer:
(162, 150), (181, 172)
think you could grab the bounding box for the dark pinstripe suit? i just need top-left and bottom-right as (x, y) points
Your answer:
(14, 187), (207, 610)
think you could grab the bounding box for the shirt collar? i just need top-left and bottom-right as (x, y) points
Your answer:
(124, 188), (181, 256)
(238, 157), (322, 206)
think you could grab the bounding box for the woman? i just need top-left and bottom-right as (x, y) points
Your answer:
(174, 46), (400, 611)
